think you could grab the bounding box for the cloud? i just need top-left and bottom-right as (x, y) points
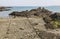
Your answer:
(0, 0), (60, 6)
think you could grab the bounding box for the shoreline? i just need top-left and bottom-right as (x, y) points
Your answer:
(0, 6), (60, 18)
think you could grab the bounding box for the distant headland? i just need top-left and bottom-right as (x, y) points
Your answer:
(0, 7), (11, 11)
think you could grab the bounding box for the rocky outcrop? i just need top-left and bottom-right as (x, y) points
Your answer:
(9, 7), (60, 29)
(9, 11), (28, 17)
(9, 7), (52, 18)
(5, 7), (60, 39)
(50, 13), (60, 20)
(43, 13), (60, 29)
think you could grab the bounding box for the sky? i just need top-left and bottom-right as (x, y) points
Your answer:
(0, 0), (60, 6)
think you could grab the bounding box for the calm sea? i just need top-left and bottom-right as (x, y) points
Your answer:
(0, 6), (60, 18)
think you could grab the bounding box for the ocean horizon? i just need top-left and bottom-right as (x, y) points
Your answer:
(0, 6), (60, 18)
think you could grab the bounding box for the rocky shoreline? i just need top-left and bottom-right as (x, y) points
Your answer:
(9, 7), (60, 29)
(9, 7), (52, 18)
(0, 7), (60, 39)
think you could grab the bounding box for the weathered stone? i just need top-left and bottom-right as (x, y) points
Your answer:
(9, 7), (52, 18)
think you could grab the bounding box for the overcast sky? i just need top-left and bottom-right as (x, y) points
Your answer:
(0, 0), (60, 6)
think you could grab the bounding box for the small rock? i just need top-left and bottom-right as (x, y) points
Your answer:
(19, 28), (24, 30)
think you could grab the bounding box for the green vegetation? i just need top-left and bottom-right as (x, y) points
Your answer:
(50, 19), (60, 29)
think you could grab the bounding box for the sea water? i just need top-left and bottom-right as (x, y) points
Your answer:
(0, 6), (60, 18)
